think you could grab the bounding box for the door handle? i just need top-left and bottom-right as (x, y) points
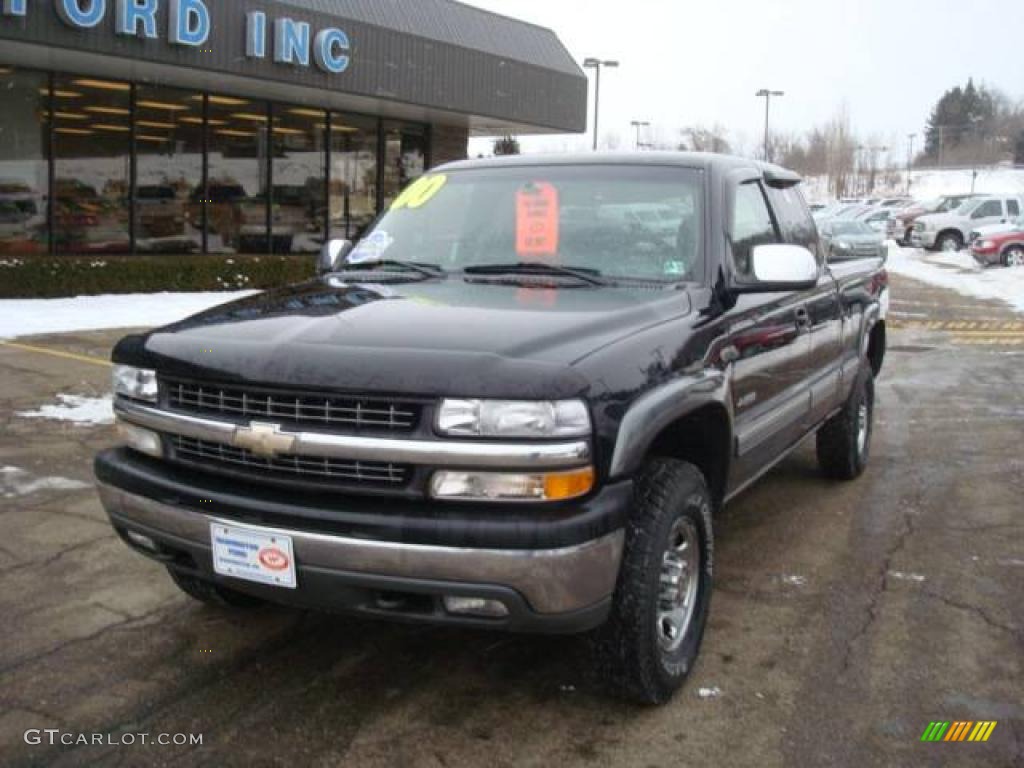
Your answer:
(795, 307), (811, 329)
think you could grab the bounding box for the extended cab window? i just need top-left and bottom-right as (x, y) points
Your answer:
(730, 182), (778, 277)
(972, 200), (1001, 218)
(349, 165), (705, 283)
(1008, 200), (1020, 217)
(766, 185), (819, 258)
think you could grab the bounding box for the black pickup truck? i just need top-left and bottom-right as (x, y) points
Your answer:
(96, 153), (888, 703)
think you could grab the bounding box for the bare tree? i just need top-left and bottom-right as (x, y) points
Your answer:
(677, 124), (732, 154)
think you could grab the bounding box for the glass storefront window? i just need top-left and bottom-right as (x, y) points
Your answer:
(134, 85), (203, 254)
(382, 121), (427, 209)
(53, 75), (131, 254)
(329, 112), (378, 240)
(206, 94), (269, 254)
(0, 67), (431, 257)
(272, 106), (326, 254)
(0, 67), (48, 255)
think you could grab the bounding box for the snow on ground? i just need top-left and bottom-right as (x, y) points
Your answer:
(0, 291), (258, 339)
(803, 167), (1024, 203)
(886, 245), (1024, 314)
(16, 394), (114, 426)
(1, 465), (90, 498)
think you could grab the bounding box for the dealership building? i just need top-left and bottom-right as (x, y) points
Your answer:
(0, 0), (585, 257)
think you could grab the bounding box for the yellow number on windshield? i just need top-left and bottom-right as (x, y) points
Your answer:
(390, 174), (448, 211)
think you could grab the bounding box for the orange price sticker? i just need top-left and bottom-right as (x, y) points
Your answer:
(516, 182), (560, 260)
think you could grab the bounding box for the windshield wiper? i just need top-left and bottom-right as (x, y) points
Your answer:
(462, 262), (608, 286)
(332, 260), (445, 279)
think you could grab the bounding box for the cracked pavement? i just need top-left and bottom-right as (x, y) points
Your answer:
(0, 277), (1021, 767)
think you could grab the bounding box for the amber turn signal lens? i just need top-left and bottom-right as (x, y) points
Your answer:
(542, 466), (595, 501)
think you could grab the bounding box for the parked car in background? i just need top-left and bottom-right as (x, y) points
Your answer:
(970, 228), (1024, 267)
(912, 195), (1023, 252)
(891, 194), (979, 245)
(876, 197), (912, 208)
(136, 185), (186, 240)
(819, 218), (887, 261)
(854, 207), (899, 234)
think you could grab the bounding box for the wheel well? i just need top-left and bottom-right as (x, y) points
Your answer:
(937, 228), (963, 245)
(646, 405), (731, 509)
(867, 320), (886, 377)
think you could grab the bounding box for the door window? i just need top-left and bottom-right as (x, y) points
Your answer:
(1007, 199), (1020, 217)
(731, 182), (778, 277)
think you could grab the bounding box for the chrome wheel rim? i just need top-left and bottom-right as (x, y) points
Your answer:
(856, 402), (869, 456)
(657, 518), (700, 653)
(1008, 249), (1024, 267)
(941, 237), (959, 252)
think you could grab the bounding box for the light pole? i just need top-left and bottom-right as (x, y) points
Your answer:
(756, 89), (784, 162)
(630, 120), (650, 151)
(906, 133), (916, 195)
(584, 58), (619, 151)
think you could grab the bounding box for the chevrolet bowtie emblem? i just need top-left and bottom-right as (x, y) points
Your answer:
(233, 422), (296, 458)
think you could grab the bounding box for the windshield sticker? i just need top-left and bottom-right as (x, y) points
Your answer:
(516, 182), (560, 259)
(664, 260), (686, 276)
(347, 230), (394, 264)
(390, 174), (448, 211)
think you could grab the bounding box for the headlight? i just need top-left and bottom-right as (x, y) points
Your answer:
(437, 399), (590, 438)
(978, 240), (994, 249)
(430, 467), (595, 502)
(112, 365), (158, 402)
(836, 241), (851, 250)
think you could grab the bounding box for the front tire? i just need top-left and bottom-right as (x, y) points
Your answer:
(936, 231), (963, 252)
(1002, 245), (1024, 267)
(817, 364), (875, 480)
(592, 458), (714, 704)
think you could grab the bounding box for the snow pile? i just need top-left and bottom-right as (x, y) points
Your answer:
(1, 465), (90, 498)
(886, 246), (1024, 314)
(0, 291), (258, 339)
(17, 394), (114, 426)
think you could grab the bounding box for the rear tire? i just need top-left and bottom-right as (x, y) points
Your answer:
(817, 363), (875, 480)
(167, 568), (266, 609)
(591, 458), (713, 705)
(1002, 245), (1024, 267)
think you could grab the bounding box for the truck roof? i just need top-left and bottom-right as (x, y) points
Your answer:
(437, 151), (803, 186)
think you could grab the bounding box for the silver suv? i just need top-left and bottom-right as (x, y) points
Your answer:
(912, 195), (1023, 251)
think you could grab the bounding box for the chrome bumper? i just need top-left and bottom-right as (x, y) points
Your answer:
(97, 482), (624, 615)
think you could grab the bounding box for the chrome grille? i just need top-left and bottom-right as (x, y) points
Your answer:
(163, 379), (419, 432)
(169, 435), (411, 486)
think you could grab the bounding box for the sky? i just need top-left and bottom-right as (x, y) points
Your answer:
(463, 0), (1024, 162)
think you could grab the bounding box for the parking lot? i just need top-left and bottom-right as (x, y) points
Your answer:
(1, 270), (1021, 767)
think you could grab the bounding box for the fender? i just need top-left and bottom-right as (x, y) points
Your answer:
(608, 369), (733, 479)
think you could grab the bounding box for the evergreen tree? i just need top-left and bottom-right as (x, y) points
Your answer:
(923, 78), (998, 162)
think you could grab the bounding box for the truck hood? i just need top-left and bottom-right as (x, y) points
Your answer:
(118, 277), (693, 399)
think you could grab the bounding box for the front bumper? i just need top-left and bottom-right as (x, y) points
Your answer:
(95, 449), (629, 633)
(911, 229), (936, 248)
(970, 248), (1001, 266)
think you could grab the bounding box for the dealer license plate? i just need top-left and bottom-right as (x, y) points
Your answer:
(210, 521), (296, 589)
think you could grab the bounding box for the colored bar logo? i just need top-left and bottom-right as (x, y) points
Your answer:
(920, 721), (997, 742)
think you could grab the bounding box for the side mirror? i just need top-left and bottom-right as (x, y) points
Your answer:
(317, 238), (353, 275)
(737, 244), (819, 293)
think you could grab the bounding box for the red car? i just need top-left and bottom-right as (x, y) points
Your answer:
(971, 229), (1024, 267)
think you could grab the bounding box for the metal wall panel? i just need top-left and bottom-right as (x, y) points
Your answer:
(0, 1), (587, 132)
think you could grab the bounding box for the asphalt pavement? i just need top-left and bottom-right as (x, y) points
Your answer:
(0, 272), (1021, 767)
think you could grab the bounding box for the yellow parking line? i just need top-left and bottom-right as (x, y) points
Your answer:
(0, 340), (111, 368)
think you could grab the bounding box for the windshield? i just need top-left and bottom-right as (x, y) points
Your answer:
(829, 221), (874, 235)
(346, 165), (705, 283)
